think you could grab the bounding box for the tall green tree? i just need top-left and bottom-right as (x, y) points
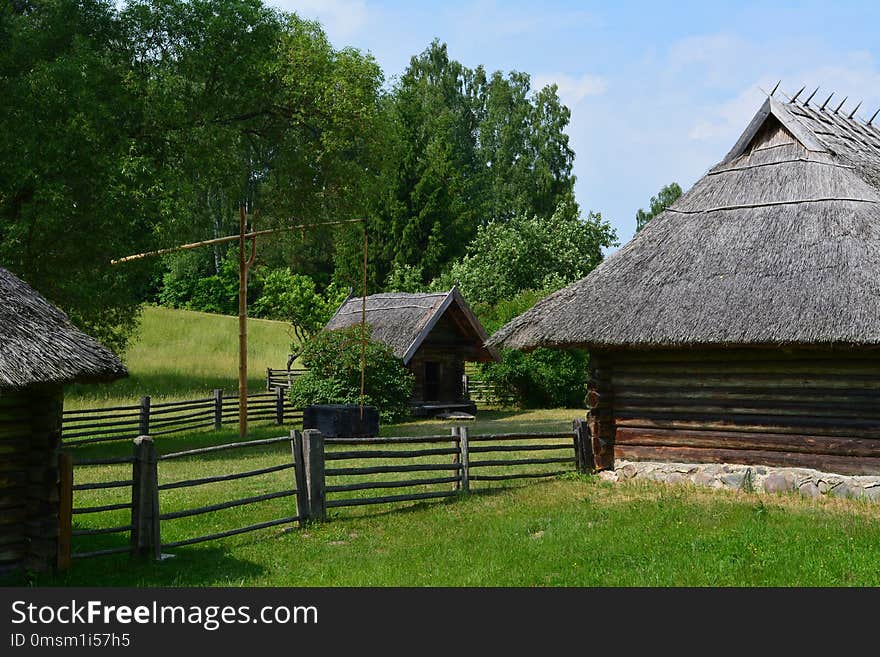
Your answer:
(635, 182), (683, 232)
(0, 0), (156, 350)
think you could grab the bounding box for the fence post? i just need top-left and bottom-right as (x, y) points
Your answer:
(275, 386), (285, 425)
(266, 367), (272, 391)
(573, 418), (594, 474)
(212, 389), (224, 431)
(461, 374), (469, 400)
(451, 427), (461, 491)
(458, 426), (470, 493)
(56, 452), (73, 571)
(290, 430), (309, 526)
(302, 429), (326, 521)
(131, 436), (161, 560)
(138, 396), (151, 436)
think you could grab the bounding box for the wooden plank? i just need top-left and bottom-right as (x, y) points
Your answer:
(325, 463), (462, 476)
(324, 446), (460, 461)
(468, 456), (575, 468)
(303, 429), (325, 521)
(616, 427), (880, 457)
(160, 515), (301, 550)
(326, 475), (461, 493)
(326, 490), (456, 509)
(159, 435), (290, 460)
(159, 463), (294, 490)
(159, 489), (295, 521)
(615, 443), (880, 476)
(615, 415), (880, 438)
(56, 452), (73, 572)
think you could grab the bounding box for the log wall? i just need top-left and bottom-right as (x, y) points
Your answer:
(0, 385), (63, 576)
(597, 348), (880, 475)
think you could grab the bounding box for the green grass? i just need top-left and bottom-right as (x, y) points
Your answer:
(12, 408), (880, 587)
(65, 306), (294, 409)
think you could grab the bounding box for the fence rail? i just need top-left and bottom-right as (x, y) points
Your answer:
(266, 368), (308, 390)
(58, 420), (594, 569)
(62, 389), (301, 446)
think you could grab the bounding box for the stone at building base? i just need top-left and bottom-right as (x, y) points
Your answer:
(599, 459), (880, 502)
(302, 404), (379, 438)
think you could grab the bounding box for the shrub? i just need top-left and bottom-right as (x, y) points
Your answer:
(479, 347), (589, 408)
(290, 325), (414, 422)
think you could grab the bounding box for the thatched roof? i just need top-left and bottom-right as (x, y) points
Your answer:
(489, 95), (880, 351)
(325, 288), (498, 364)
(0, 267), (127, 389)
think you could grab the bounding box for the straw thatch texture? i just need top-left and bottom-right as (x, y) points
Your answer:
(490, 96), (880, 351)
(326, 292), (451, 360)
(0, 267), (127, 389)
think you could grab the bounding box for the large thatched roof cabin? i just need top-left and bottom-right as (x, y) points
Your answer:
(0, 267), (126, 575)
(326, 287), (498, 415)
(490, 93), (880, 474)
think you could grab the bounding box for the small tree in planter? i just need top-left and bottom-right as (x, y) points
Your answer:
(290, 325), (414, 423)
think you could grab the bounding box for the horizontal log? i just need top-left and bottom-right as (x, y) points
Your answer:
(468, 456), (575, 468)
(325, 447), (459, 461)
(614, 444), (880, 476)
(159, 435), (290, 460)
(62, 425), (139, 440)
(159, 462), (295, 490)
(326, 475), (461, 493)
(466, 432), (572, 442)
(611, 359), (880, 376)
(74, 456), (135, 466)
(63, 404), (140, 415)
(72, 524), (133, 537)
(324, 435), (453, 445)
(612, 372), (880, 390)
(148, 409), (215, 425)
(72, 545), (133, 559)
(73, 502), (132, 515)
(61, 418), (141, 433)
(469, 470), (569, 482)
(615, 427), (880, 457)
(325, 463), (462, 477)
(615, 416), (880, 439)
(613, 384), (880, 403)
(161, 515), (301, 550)
(150, 421), (215, 437)
(605, 348), (880, 365)
(614, 402), (880, 420)
(160, 489), (296, 521)
(63, 433), (137, 447)
(325, 490), (457, 508)
(150, 397), (213, 409)
(73, 479), (133, 491)
(467, 443), (573, 454)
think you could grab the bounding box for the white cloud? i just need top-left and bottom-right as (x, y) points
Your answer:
(274, 0), (370, 38)
(532, 73), (607, 105)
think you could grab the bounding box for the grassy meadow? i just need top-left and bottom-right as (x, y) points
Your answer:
(18, 306), (880, 587)
(65, 305), (295, 408)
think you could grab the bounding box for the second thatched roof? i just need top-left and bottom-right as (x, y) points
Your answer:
(489, 95), (880, 351)
(0, 267), (127, 390)
(325, 288), (498, 364)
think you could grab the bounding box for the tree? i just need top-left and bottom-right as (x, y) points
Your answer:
(439, 203), (617, 306)
(0, 0), (156, 351)
(635, 182), (682, 232)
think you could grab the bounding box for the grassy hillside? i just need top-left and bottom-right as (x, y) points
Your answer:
(66, 306), (294, 408)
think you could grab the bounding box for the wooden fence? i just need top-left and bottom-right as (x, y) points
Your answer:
(57, 421), (593, 567)
(266, 368), (308, 390)
(62, 389), (301, 446)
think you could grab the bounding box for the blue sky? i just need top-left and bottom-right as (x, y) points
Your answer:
(270, 0), (880, 247)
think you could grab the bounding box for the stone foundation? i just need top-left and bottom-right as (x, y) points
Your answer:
(599, 459), (880, 501)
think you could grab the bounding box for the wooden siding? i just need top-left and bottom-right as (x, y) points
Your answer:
(0, 385), (63, 576)
(592, 348), (880, 475)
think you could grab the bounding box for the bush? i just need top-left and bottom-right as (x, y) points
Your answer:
(290, 326), (414, 422)
(479, 347), (589, 408)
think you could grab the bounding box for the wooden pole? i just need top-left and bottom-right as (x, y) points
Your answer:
(239, 206), (248, 438)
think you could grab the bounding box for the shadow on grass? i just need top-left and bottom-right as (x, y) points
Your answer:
(5, 544), (268, 588)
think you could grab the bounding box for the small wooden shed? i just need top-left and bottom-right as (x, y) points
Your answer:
(0, 267), (126, 576)
(325, 288), (499, 415)
(489, 95), (880, 475)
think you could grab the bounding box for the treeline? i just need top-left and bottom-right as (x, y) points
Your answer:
(1, 0), (622, 406)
